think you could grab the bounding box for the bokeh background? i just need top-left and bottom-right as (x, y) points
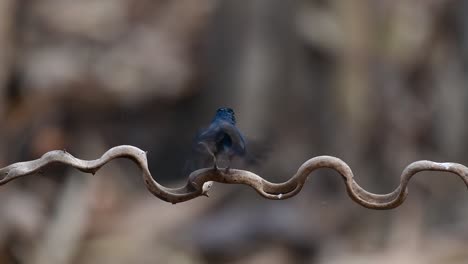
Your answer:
(0, 0), (468, 263)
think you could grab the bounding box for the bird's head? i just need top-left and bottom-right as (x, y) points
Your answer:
(213, 107), (236, 125)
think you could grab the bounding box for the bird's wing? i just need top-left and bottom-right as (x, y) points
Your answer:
(196, 120), (246, 154)
(196, 122), (222, 143)
(216, 121), (246, 155)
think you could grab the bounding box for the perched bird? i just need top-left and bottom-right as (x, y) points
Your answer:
(194, 107), (246, 171)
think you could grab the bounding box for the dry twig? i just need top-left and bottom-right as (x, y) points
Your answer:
(0, 145), (467, 209)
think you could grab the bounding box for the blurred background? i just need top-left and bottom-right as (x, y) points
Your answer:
(0, 0), (468, 263)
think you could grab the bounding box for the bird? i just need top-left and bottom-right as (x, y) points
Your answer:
(193, 107), (246, 171)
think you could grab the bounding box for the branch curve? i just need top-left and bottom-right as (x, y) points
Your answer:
(0, 145), (467, 209)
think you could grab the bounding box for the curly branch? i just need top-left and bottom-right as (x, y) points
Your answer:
(0, 145), (467, 209)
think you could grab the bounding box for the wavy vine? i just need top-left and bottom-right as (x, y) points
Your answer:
(0, 145), (467, 209)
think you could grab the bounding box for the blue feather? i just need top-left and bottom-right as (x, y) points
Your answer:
(194, 107), (246, 170)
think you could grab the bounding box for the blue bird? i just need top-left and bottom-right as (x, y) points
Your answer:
(194, 107), (246, 171)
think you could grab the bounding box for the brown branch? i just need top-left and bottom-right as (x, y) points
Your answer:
(0, 145), (467, 209)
